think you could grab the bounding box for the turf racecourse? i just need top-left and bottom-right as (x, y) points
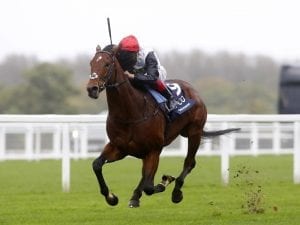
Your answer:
(0, 155), (299, 225)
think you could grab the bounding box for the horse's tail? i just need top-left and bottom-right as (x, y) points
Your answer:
(202, 128), (241, 137)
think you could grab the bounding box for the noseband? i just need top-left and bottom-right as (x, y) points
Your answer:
(89, 51), (128, 90)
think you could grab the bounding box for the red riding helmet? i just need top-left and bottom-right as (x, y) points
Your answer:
(119, 35), (140, 52)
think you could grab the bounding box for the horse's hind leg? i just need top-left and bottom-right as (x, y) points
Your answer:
(92, 143), (125, 206)
(172, 134), (201, 203)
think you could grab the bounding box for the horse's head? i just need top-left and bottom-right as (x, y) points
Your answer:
(87, 45), (117, 99)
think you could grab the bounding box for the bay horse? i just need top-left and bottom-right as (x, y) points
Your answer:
(87, 44), (239, 208)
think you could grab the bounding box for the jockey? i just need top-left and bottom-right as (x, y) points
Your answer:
(117, 35), (177, 111)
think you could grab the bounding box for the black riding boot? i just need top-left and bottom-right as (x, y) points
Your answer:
(161, 88), (177, 111)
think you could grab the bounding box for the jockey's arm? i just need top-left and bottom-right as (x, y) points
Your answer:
(144, 51), (159, 79)
(129, 52), (159, 85)
(124, 71), (135, 79)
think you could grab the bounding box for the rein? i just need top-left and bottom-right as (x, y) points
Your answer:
(90, 50), (128, 90)
(91, 49), (160, 124)
(105, 79), (128, 89)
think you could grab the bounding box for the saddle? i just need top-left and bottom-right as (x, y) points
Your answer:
(146, 82), (195, 121)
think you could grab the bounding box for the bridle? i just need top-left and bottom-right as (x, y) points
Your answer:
(89, 51), (128, 91)
(88, 50), (160, 124)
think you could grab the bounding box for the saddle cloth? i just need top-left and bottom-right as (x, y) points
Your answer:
(147, 82), (195, 121)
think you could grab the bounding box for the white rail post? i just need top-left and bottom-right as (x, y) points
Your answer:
(54, 125), (61, 157)
(62, 124), (71, 192)
(203, 123), (212, 153)
(35, 128), (41, 161)
(251, 122), (258, 156)
(72, 127), (80, 160)
(220, 122), (230, 185)
(293, 122), (300, 184)
(273, 122), (280, 155)
(80, 126), (88, 158)
(25, 125), (34, 160)
(180, 136), (188, 155)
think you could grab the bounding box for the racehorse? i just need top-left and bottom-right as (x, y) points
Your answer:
(86, 44), (239, 208)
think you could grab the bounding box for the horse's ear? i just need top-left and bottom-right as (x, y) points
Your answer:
(96, 45), (101, 53)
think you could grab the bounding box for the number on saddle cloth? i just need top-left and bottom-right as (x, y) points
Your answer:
(146, 82), (196, 121)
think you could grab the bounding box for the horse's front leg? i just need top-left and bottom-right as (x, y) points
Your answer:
(92, 143), (125, 206)
(128, 151), (160, 208)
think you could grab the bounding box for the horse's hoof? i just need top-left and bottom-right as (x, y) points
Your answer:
(172, 188), (183, 203)
(162, 175), (176, 183)
(106, 192), (119, 206)
(128, 199), (140, 208)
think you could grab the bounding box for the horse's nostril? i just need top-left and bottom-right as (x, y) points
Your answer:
(91, 86), (99, 92)
(87, 86), (98, 93)
(87, 86), (99, 99)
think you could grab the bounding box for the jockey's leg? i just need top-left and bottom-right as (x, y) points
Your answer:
(155, 80), (177, 110)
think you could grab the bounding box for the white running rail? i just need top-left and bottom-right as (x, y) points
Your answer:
(0, 114), (300, 191)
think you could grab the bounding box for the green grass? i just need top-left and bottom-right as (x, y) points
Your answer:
(0, 155), (299, 225)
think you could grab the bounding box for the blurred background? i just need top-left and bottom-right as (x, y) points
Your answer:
(1, 4), (300, 219)
(1, 0), (300, 114)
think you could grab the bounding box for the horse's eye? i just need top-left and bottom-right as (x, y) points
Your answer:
(105, 64), (110, 68)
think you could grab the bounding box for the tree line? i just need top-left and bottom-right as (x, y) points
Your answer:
(0, 49), (281, 114)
